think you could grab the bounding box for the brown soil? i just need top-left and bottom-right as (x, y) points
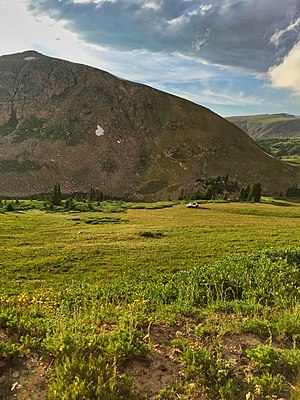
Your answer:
(0, 329), (50, 400)
(0, 324), (293, 399)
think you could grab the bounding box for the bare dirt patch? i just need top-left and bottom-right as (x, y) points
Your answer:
(0, 355), (50, 400)
(0, 329), (50, 400)
(122, 323), (199, 399)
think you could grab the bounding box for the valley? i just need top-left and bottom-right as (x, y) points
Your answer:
(227, 114), (300, 168)
(0, 52), (300, 400)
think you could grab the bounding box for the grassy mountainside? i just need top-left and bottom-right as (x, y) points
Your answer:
(0, 51), (299, 198)
(227, 114), (300, 165)
(227, 113), (300, 140)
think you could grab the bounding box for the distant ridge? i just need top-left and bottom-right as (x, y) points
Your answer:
(227, 114), (300, 140)
(0, 51), (299, 198)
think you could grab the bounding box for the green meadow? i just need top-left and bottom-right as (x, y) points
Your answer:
(1, 199), (300, 399)
(1, 200), (300, 293)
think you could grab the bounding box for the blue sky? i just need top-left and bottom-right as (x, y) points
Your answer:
(0, 0), (300, 117)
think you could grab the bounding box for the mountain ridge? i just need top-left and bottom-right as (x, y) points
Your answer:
(227, 114), (300, 140)
(0, 51), (299, 198)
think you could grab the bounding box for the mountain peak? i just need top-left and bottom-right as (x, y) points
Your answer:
(0, 50), (44, 60)
(0, 52), (298, 198)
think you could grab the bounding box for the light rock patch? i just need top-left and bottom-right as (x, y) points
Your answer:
(95, 125), (104, 136)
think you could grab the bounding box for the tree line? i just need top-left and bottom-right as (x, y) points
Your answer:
(179, 176), (262, 203)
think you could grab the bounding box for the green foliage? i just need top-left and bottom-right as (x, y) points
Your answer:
(13, 116), (46, 142)
(0, 197), (182, 214)
(241, 319), (270, 336)
(47, 351), (133, 400)
(105, 326), (148, 360)
(64, 198), (75, 211)
(194, 175), (239, 200)
(6, 202), (14, 212)
(138, 230), (164, 238)
(258, 137), (300, 158)
(50, 183), (62, 206)
(129, 201), (177, 209)
(283, 348), (300, 377)
(239, 183), (261, 202)
(245, 345), (300, 396)
(1, 203), (300, 398)
(286, 185), (300, 198)
(83, 216), (124, 224)
(182, 346), (240, 399)
(86, 187), (104, 202)
(249, 372), (285, 398)
(246, 346), (280, 372)
(0, 340), (23, 360)
(251, 183), (262, 202)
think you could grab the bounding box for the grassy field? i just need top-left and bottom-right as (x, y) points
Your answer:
(1, 200), (300, 293)
(282, 156), (300, 165)
(1, 199), (300, 399)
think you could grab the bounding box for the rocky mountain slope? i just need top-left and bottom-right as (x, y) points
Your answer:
(0, 51), (298, 198)
(227, 114), (300, 140)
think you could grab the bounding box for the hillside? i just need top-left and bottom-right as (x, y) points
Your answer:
(227, 114), (300, 163)
(0, 51), (299, 198)
(227, 114), (300, 140)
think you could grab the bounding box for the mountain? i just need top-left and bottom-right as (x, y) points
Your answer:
(0, 51), (299, 199)
(227, 114), (300, 140)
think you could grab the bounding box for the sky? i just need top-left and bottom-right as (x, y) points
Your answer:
(0, 0), (300, 117)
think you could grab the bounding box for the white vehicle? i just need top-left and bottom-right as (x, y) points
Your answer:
(187, 202), (199, 208)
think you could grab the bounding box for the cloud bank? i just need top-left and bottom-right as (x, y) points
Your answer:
(25, 0), (300, 73)
(269, 41), (300, 96)
(1, 0), (295, 115)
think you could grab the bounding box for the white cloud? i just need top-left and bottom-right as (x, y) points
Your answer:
(0, 0), (108, 68)
(269, 41), (300, 96)
(0, 0), (299, 116)
(171, 87), (264, 107)
(24, 0), (300, 73)
(193, 4), (212, 16)
(270, 17), (300, 47)
(143, 1), (161, 10)
(0, 0), (74, 54)
(71, 0), (110, 3)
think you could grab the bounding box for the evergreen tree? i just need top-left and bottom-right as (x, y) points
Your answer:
(244, 185), (251, 201)
(6, 203), (14, 211)
(238, 188), (245, 201)
(204, 185), (213, 200)
(178, 188), (185, 200)
(50, 183), (62, 206)
(247, 186), (253, 202)
(193, 188), (200, 200)
(252, 183), (262, 202)
(286, 185), (300, 197)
